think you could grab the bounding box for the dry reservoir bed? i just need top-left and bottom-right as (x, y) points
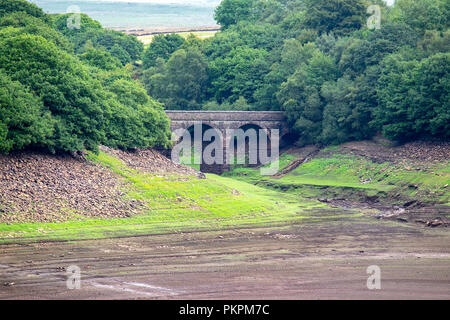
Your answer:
(1, 215), (449, 300)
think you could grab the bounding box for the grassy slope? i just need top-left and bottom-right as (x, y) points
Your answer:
(224, 154), (450, 206)
(0, 151), (355, 244)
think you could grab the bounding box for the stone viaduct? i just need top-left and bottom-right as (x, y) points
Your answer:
(165, 111), (289, 174)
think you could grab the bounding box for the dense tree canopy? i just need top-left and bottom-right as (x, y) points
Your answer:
(0, 0), (47, 20)
(52, 13), (143, 65)
(0, 70), (53, 153)
(0, 1), (171, 154)
(142, 47), (209, 110)
(138, 0), (449, 146)
(0, 0), (448, 155)
(142, 34), (185, 69)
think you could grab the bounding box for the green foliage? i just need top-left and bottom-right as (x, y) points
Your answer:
(419, 29), (450, 55)
(78, 48), (122, 71)
(254, 40), (316, 110)
(0, 1), (171, 154)
(203, 96), (253, 111)
(321, 76), (364, 144)
(374, 51), (450, 141)
(53, 14), (143, 65)
(205, 21), (282, 59)
(0, 12), (72, 52)
(0, 33), (170, 153)
(142, 34), (185, 69)
(0, 70), (53, 153)
(390, 0), (449, 34)
(209, 46), (271, 103)
(214, 0), (256, 29)
(0, 34), (109, 152)
(0, 0), (47, 20)
(1, 0), (447, 155)
(102, 78), (171, 149)
(339, 23), (418, 77)
(142, 47), (209, 110)
(278, 50), (338, 145)
(302, 0), (367, 36)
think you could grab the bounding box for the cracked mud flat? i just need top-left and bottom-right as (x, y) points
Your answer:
(0, 214), (449, 300)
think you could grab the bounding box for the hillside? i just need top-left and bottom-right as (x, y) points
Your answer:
(224, 140), (450, 227)
(0, 140), (448, 244)
(0, 147), (198, 224)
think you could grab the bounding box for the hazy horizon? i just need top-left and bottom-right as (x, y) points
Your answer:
(27, 0), (396, 29)
(28, 0), (219, 28)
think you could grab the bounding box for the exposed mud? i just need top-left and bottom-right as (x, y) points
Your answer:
(317, 198), (450, 228)
(1, 214), (449, 300)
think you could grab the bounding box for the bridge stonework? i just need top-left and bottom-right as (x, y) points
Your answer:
(165, 111), (289, 174)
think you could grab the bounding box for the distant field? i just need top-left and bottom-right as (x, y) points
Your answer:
(138, 30), (218, 45)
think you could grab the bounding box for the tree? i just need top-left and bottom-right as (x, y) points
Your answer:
(390, 0), (449, 34)
(209, 46), (270, 104)
(339, 23), (418, 77)
(0, 0), (47, 20)
(78, 48), (122, 71)
(419, 29), (450, 56)
(302, 0), (366, 36)
(142, 34), (185, 69)
(205, 21), (282, 60)
(277, 50), (338, 145)
(374, 51), (450, 141)
(0, 70), (53, 153)
(254, 40), (316, 110)
(53, 14), (143, 64)
(203, 96), (252, 111)
(0, 34), (109, 152)
(214, 0), (256, 29)
(0, 12), (72, 52)
(142, 47), (209, 110)
(103, 79), (171, 149)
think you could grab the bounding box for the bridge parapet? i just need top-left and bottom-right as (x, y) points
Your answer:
(165, 110), (286, 122)
(165, 110), (290, 174)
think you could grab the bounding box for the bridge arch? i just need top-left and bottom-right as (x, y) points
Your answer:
(165, 110), (289, 174)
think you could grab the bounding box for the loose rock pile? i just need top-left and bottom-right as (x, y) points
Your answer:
(327, 140), (450, 164)
(99, 146), (200, 176)
(0, 147), (200, 223)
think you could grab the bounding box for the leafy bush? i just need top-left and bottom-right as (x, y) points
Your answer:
(53, 14), (143, 64)
(142, 34), (185, 69)
(0, 0), (47, 20)
(78, 48), (122, 71)
(0, 70), (54, 153)
(0, 34), (109, 152)
(375, 51), (450, 141)
(0, 12), (72, 51)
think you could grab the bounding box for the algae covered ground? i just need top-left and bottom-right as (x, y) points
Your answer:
(1, 144), (449, 300)
(0, 151), (346, 244)
(224, 150), (450, 207)
(1, 141), (448, 244)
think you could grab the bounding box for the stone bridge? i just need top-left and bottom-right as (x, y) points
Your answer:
(165, 111), (290, 174)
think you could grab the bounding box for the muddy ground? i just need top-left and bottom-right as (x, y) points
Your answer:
(1, 213), (449, 300)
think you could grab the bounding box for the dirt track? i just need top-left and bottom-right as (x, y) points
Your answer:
(1, 214), (449, 300)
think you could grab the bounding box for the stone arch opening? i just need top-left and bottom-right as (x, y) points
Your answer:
(184, 123), (225, 174)
(228, 123), (269, 167)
